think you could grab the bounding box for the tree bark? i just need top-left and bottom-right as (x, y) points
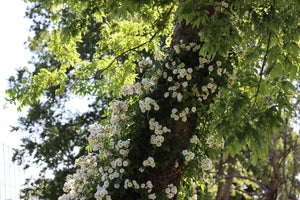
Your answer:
(141, 1), (218, 199)
(216, 155), (224, 199)
(171, 0), (217, 46)
(216, 156), (236, 200)
(267, 134), (280, 200)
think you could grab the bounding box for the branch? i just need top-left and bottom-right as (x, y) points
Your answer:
(278, 97), (300, 161)
(283, 116), (290, 198)
(282, 97), (300, 199)
(253, 31), (272, 101)
(279, 144), (297, 163)
(291, 135), (298, 199)
(267, 133), (280, 200)
(215, 174), (269, 190)
(251, 0), (275, 108)
(233, 184), (267, 197)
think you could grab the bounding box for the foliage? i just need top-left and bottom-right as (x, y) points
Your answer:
(6, 0), (300, 199)
(8, 1), (110, 198)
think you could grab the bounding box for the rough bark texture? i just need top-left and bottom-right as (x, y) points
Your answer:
(155, 1), (218, 199)
(216, 155), (225, 199)
(171, 0), (217, 46)
(146, 114), (198, 198)
(152, 2), (201, 198)
(140, 1), (218, 199)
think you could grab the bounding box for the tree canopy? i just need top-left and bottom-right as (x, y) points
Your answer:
(6, 0), (300, 199)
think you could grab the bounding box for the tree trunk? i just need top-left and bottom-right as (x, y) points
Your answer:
(216, 154), (225, 199)
(171, 0), (217, 46)
(216, 156), (236, 200)
(132, 1), (220, 199)
(267, 134), (280, 200)
(140, 1), (218, 199)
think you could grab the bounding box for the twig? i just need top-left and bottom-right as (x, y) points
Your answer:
(253, 31), (272, 100)
(251, 0), (275, 109)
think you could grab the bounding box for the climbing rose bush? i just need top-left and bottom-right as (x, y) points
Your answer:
(59, 41), (234, 200)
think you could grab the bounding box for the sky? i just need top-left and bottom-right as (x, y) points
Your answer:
(0, 0), (35, 199)
(0, 1), (91, 198)
(0, 0), (32, 149)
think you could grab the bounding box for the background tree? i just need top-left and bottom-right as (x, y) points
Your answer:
(8, 1), (110, 198)
(6, 0), (299, 199)
(213, 126), (300, 200)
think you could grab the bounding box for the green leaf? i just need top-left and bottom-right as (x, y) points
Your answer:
(281, 80), (296, 95)
(260, 80), (267, 94)
(251, 151), (258, 165)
